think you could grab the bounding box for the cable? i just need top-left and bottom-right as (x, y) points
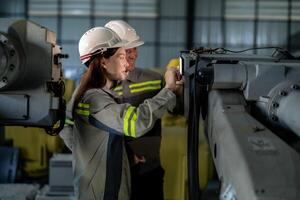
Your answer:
(215, 46), (284, 54)
(191, 46), (294, 59)
(44, 80), (66, 136)
(187, 54), (201, 200)
(45, 98), (66, 136)
(191, 47), (219, 54)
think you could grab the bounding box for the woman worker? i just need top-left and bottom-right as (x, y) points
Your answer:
(71, 26), (182, 200)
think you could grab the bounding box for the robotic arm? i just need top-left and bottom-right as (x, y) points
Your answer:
(0, 20), (67, 135)
(181, 49), (300, 200)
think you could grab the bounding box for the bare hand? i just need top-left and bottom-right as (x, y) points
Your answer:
(133, 154), (146, 164)
(165, 68), (184, 94)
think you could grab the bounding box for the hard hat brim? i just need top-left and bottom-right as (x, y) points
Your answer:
(80, 39), (130, 64)
(111, 39), (130, 48)
(125, 38), (144, 49)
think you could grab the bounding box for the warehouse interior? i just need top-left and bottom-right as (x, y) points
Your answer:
(0, 0), (300, 200)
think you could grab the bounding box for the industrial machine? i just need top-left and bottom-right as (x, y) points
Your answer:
(0, 18), (68, 199)
(181, 48), (300, 200)
(0, 19), (66, 134)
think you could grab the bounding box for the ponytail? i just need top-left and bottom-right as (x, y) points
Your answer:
(72, 48), (119, 116)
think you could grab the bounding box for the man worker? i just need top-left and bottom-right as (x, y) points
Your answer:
(105, 20), (165, 200)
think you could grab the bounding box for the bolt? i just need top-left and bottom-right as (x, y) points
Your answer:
(9, 64), (14, 71)
(271, 115), (278, 121)
(272, 102), (279, 108)
(279, 91), (287, 96)
(2, 77), (7, 83)
(10, 49), (15, 57)
(291, 84), (299, 90)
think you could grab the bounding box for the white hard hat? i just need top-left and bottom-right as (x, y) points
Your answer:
(78, 27), (128, 64)
(105, 20), (144, 49)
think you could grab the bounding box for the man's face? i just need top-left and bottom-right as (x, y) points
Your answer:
(125, 47), (138, 72)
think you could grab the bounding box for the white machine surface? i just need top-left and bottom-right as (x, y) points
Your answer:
(181, 48), (300, 200)
(0, 183), (39, 200)
(36, 154), (75, 200)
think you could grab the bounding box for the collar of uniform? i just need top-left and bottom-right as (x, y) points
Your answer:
(102, 87), (118, 97)
(126, 68), (142, 83)
(101, 87), (123, 103)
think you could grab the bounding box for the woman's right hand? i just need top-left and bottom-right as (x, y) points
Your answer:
(164, 68), (184, 94)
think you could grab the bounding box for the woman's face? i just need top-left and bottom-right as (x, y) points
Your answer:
(103, 47), (129, 81)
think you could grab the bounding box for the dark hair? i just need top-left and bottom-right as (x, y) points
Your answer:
(72, 48), (119, 116)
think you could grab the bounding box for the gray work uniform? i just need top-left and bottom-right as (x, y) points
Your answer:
(72, 87), (175, 200)
(113, 68), (164, 172)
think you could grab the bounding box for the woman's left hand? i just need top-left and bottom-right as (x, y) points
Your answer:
(133, 154), (146, 164)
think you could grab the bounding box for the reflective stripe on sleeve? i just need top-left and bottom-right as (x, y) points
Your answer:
(130, 85), (161, 93)
(123, 106), (137, 137)
(76, 102), (90, 116)
(113, 85), (123, 91)
(129, 80), (161, 88)
(130, 111), (137, 137)
(129, 80), (162, 93)
(113, 86), (123, 96)
(75, 109), (90, 116)
(65, 118), (74, 126)
(78, 103), (90, 109)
